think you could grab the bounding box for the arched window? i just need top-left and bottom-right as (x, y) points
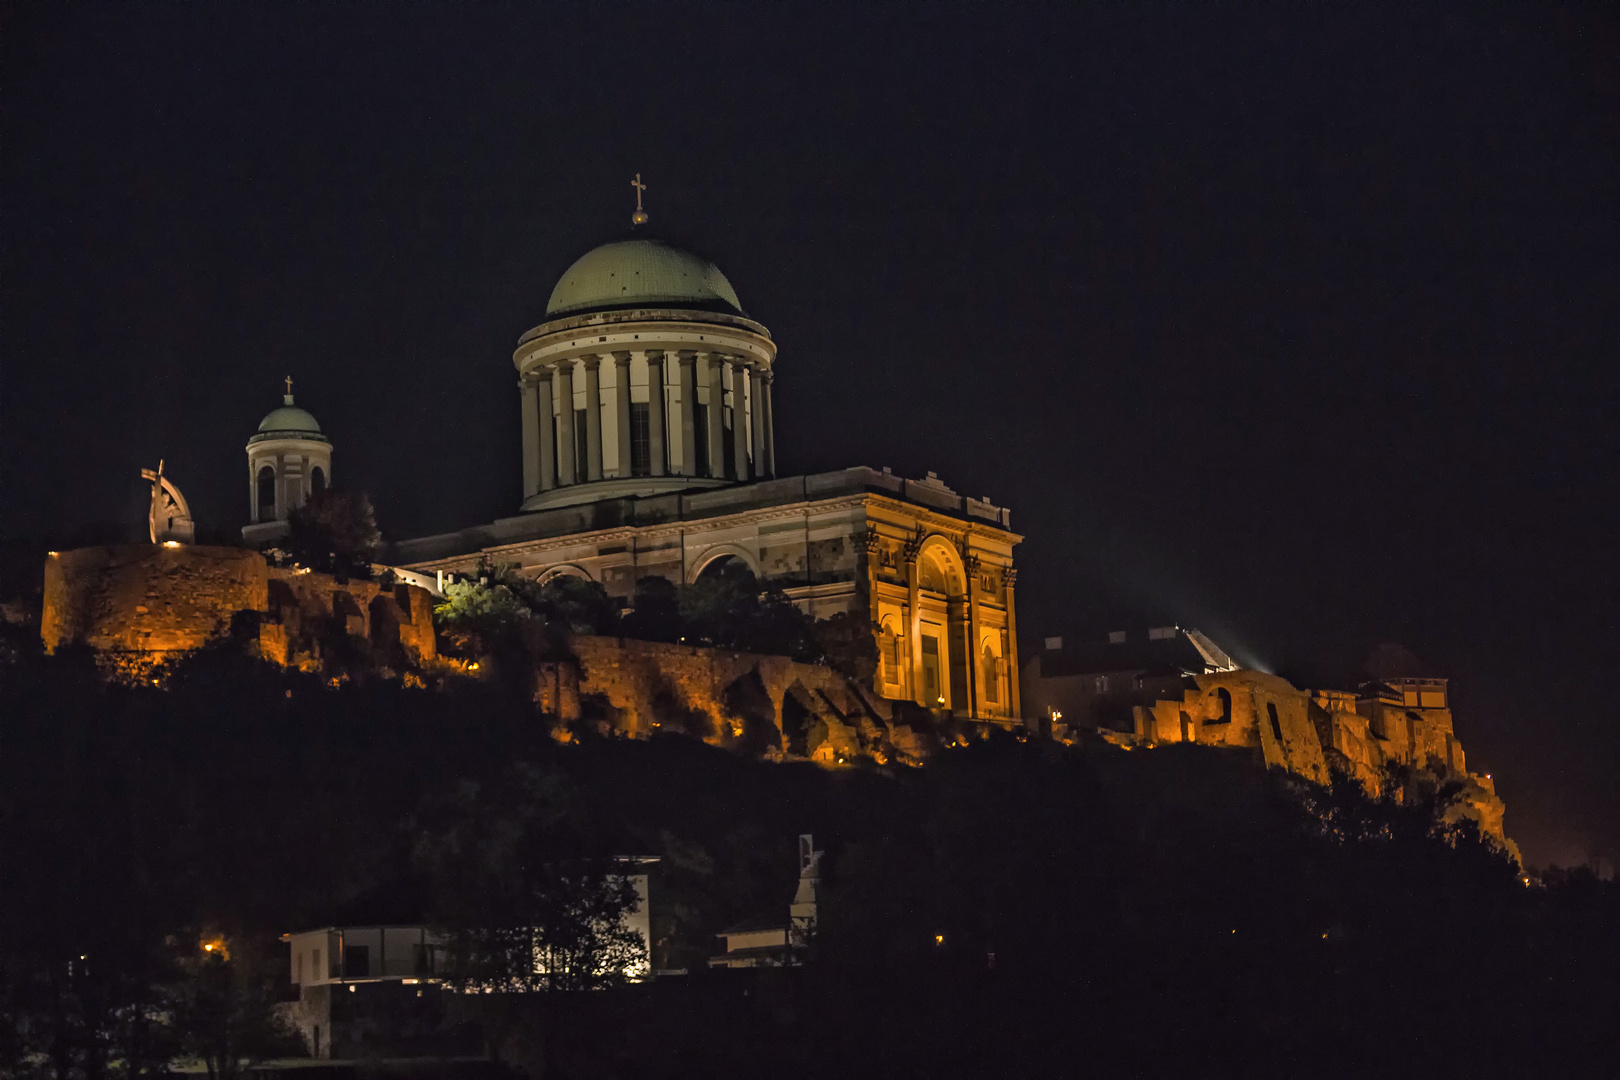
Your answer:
(981, 643), (999, 703)
(880, 617), (902, 687)
(1267, 702), (1285, 743)
(257, 466), (276, 521)
(1214, 687), (1232, 723)
(310, 466), (326, 496)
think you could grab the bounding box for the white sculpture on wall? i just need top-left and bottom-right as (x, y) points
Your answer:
(142, 459), (195, 545)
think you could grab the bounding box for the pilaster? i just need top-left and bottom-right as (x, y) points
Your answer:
(1004, 566), (1021, 719)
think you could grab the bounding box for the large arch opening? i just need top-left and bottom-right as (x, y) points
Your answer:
(915, 537), (969, 712)
(688, 544), (760, 585)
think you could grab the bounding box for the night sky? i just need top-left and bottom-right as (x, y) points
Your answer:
(3, 4), (1614, 869)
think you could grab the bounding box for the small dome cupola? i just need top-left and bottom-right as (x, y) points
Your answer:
(242, 377), (335, 544)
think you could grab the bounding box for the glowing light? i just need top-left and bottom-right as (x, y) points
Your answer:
(934, 934), (945, 946)
(402, 978), (419, 985)
(348, 984), (356, 993)
(48, 551), (59, 557)
(468, 662), (480, 671)
(162, 540), (182, 549)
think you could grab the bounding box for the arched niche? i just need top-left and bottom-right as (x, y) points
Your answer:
(687, 544), (760, 584)
(537, 563), (594, 585)
(914, 535), (966, 598)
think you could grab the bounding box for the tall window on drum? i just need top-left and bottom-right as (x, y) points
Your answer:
(257, 466), (276, 521)
(574, 410), (589, 483)
(982, 643), (1000, 704)
(629, 402), (651, 476)
(693, 402), (710, 477)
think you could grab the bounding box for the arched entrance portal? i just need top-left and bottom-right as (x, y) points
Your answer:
(914, 538), (970, 713)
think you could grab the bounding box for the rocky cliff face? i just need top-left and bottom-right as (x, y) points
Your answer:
(1119, 668), (1515, 859)
(536, 635), (979, 765)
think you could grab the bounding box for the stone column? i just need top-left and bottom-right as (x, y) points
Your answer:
(731, 359), (751, 481)
(677, 351), (698, 477)
(705, 353), (726, 478)
(613, 352), (632, 477)
(749, 366), (767, 477)
(582, 355), (603, 482)
(965, 554), (984, 719)
(537, 369), (556, 492)
(905, 533), (923, 706)
(762, 371), (776, 478)
(556, 361), (576, 487)
(1004, 567), (1021, 720)
(646, 351), (666, 477)
(520, 376), (540, 499)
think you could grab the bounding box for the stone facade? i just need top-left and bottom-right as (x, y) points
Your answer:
(397, 466), (1022, 722)
(41, 545), (436, 671)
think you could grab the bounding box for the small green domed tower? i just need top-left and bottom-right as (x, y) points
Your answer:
(243, 377), (332, 544)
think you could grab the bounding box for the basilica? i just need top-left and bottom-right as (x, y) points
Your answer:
(242, 202), (1025, 723)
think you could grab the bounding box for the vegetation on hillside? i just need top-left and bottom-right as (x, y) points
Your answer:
(433, 562), (876, 681)
(1, 643), (1615, 1078)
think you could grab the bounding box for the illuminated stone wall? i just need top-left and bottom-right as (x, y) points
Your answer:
(42, 545), (269, 658)
(1128, 669), (1513, 855)
(539, 635), (938, 765)
(41, 545), (436, 669)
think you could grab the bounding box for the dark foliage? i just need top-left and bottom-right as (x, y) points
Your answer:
(1, 649), (1615, 1078)
(284, 489), (380, 578)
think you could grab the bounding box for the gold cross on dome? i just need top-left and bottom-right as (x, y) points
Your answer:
(285, 375), (294, 395)
(631, 173), (649, 225)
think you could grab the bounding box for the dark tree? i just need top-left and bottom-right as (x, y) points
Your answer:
(284, 489), (380, 577)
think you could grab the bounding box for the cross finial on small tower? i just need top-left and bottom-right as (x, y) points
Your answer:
(630, 173), (649, 226)
(284, 375), (294, 405)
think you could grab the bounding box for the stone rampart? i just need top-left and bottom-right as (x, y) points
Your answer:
(41, 545), (436, 670)
(541, 635), (935, 764)
(43, 545), (268, 658)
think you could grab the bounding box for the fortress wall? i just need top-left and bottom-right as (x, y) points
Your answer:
(557, 635), (911, 761)
(42, 545), (268, 656)
(39, 545), (436, 667)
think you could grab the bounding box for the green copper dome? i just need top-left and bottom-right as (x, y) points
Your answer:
(546, 238), (743, 318)
(251, 396), (328, 443)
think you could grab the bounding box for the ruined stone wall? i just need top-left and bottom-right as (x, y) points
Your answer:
(42, 545), (269, 658)
(542, 635), (938, 765)
(40, 545), (435, 670)
(1136, 670), (1330, 785)
(1129, 668), (1512, 854)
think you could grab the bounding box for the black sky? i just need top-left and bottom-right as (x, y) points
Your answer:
(3, 3), (1615, 869)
